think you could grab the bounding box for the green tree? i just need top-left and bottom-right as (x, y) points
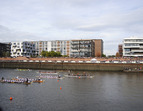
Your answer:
(116, 52), (120, 57)
(102, 54), (106, 57)
(41, 51), (62, 57)
(41, 51), (47, 57)
(56, 51), (62, 57)
(46, 51), (50, 57)
(2, 51), (10, 57)
(62, 55), (69, 57)
(50, 51), (56, 57)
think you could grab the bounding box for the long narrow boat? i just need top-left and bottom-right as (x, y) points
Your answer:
(65, 74), (94, 78)
(37, 75), (63, 79)
(33, 79), (45, 83)
(12, 77), (44, 83)
(0, 79), (32, 84)
(38, 70), (58, 74)
(16, 69), (32, 71)
(0, 77), (44, 84)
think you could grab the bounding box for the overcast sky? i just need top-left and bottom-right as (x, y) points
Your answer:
(0, 0), (143, 55)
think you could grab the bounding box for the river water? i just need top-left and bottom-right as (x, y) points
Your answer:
(0, 68), (143, 111)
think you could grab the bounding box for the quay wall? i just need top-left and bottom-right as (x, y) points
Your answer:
(0, 62), (143, 71)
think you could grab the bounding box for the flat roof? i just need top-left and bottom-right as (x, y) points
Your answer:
(124, 37), (143, 40)
(71, 39), (103, 41)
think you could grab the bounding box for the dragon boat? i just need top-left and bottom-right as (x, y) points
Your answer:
(65, 74), (94, 78)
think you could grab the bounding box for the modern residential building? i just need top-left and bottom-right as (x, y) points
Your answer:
(70, 39), (94, 57)
(11, 42), (36, 57)
(0, 42), (11, 57)
(31, 40), (70, 56)
(123, 37), (143, 57)
(70, 39), (103, 57)
(51, 40), (70, 56)
(10, 39), (103, 58)
(31, 41), (51, 56)
(118, 44), (123, 57)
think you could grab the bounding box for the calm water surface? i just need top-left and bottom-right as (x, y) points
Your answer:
(0, 68), (143, 111)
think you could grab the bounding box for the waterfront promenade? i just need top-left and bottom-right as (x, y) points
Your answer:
(0, 56), (143, 63)
(0, 57), (143, 72)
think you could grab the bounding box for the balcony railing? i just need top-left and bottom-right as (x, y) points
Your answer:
(71, 41), (91, 45)
(124, 46), (140, 48)
(71, 47), (79, 49)
(70, 50), (79, 52)
(71, 49), (91, 52)
(131, 50), (143, 52)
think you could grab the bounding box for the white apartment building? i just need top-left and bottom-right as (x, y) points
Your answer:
(31, 41), (51, 55)
(31, 40), (70, 56)
(11, 42), (36, 57)
(123, 37), (143, 57)
(51, 40), (70, 56)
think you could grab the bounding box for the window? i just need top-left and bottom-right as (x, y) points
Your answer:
(125, 49), (130, 51)
(125, 43), (139, 46)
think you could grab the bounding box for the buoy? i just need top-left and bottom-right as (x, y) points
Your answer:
(79, 77), (80, 79)
(57, 80), (59, 82)
(10, 97), (13, 100)
(60, 87), (62, 90)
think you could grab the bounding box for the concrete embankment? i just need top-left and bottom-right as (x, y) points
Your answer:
(0, 62), (143, 71)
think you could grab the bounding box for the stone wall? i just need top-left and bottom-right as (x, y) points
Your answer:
(0, 62), (142, 71)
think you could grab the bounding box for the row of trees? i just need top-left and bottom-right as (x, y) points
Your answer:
(41, 51), (107, 58)
(0, 51), (120, 58)
(0, 52), (11, 57)
(41, 51), (69, 57)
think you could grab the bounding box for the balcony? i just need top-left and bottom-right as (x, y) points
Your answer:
(124, 46), (140, 48)
(124, 51), (130, 54)
(12, 46), (17, 48)
(79, 46), (91, 49)
(124, 40), (143, 43)
(131, 50), (143, 52)
(71, 41), (91, 45)
(71, 46), (79, 49)
(71, 49), (91, 53)
(12, 44), (17, 46)
(71, 42), (79, 45)
(124, 53), (143, 56)
(23, 51), (27, 53)
(81, 42), (91, 44)
(80, 49), (91, 52)
(71, 49), (79, 52)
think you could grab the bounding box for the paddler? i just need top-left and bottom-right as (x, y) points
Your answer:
(26, 78), (29, 83)
(38, 78), (41, 82)
(1, 77), (4, 80)
(58, 75), (61, 78)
